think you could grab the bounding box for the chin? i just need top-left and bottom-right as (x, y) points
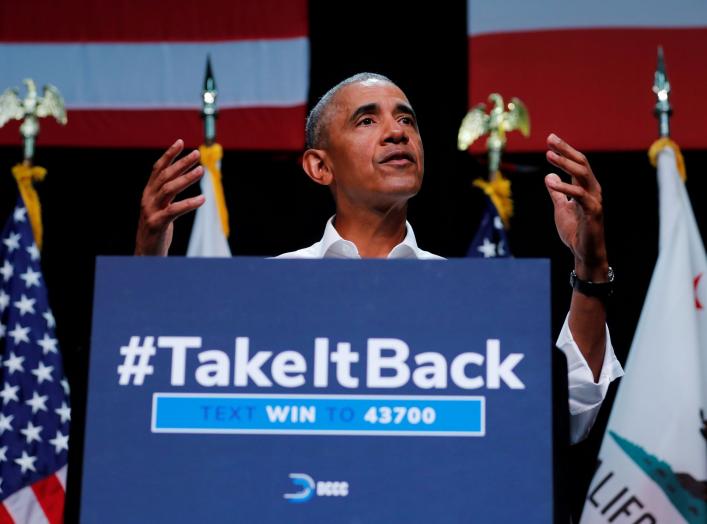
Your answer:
(372, 166), (422, 197)
(379, 181), (422, 201)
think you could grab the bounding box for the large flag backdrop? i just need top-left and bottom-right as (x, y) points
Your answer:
(467, 0), (707, 151)
(0, 0), (309, 150)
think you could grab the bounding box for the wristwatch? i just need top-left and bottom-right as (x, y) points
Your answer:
(569, 266), (614, 299)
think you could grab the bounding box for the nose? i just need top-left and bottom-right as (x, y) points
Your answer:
(382, 118), (409, 145)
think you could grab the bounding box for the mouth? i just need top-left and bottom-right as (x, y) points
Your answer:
(379, 150), (415, 166)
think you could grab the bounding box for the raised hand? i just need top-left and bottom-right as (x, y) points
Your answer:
(544, 133), (609, 380)
(544, 133), (609, 281)
(135, 139), (205, 256)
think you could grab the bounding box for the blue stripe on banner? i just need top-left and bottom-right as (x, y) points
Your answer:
(152, 393), (485, 437)
(0, 38), (309, 109)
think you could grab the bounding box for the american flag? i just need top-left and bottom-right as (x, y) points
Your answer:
(467, 197), (511, 258)
(0, 197), (69, 523)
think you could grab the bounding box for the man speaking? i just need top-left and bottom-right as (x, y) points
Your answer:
(134, 72), (623, 443)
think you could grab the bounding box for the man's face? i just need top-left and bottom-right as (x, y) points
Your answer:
(323, 79), (424, 209)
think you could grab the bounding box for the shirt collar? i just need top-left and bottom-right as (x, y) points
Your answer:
(318, 216), (421, 259)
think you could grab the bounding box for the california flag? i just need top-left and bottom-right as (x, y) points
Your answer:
(580, 143), (707, 524)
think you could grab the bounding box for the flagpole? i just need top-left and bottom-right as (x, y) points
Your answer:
(648, 48), (686, 182)
(186, 56), (231, 257)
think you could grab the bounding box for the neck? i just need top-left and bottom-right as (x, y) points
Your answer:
(333, 202), (408, 258)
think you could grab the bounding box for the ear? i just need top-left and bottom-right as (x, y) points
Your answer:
(302, 148), (334, 186)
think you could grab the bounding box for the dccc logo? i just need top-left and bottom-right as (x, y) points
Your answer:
(284, 473), (349, 503)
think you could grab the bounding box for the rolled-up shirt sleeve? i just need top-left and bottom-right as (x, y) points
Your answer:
(556, 314), (624, 444)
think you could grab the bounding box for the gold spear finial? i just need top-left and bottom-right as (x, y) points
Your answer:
(652, 46), (671, 139)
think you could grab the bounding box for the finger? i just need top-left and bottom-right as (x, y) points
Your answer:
(544, 174), (571, 208)
(157, 149), (201, 187)
(165, 195), (206, 221)
(158, 165), (204, 206)
(545, 150), (593, 190)
(151, 139), (184, 178)
(547, 133), (586, 166)
(545, 173), (594, 210)
(547, 134), (600, 192)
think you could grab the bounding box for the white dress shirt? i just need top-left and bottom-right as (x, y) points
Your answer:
(277, 217), (624, 443)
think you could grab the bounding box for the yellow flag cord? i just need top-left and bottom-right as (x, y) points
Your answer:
(648, 137), (686, 182)
(473, 171), (513, 228)
(199, 143), (230, 238)
(12, 163), (46, 250)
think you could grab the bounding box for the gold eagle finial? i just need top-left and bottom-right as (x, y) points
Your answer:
(458, 93), (530, 228)
(458, 93), (529, 153)
(0, 79), (67, 162)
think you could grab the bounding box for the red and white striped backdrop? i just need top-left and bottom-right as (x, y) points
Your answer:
(0, 466), (66, 524)
(468, 0), (707, 151)
(0, 0), (309, 150)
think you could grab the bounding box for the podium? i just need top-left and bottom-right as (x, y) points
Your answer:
(81, 257), (557, 523)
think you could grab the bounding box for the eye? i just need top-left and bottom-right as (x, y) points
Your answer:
(400, 116), (415, 126)
(358, 117), (374, 126)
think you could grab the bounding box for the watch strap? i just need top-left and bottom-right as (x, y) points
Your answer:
(570, 266), (614, 299)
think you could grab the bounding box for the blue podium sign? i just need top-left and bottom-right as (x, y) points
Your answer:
(82, 258), (552, 523)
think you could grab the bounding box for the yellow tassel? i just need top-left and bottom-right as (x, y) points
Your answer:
(648, 137), (686, 182)
(199, 143), (230, 238)
(473, 171), (513, 228)
(12, 163), (47, 250)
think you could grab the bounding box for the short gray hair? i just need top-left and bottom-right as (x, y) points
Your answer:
(305, 72), (394, 149)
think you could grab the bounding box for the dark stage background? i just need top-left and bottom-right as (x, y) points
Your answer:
(1, 2), (705, 521)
